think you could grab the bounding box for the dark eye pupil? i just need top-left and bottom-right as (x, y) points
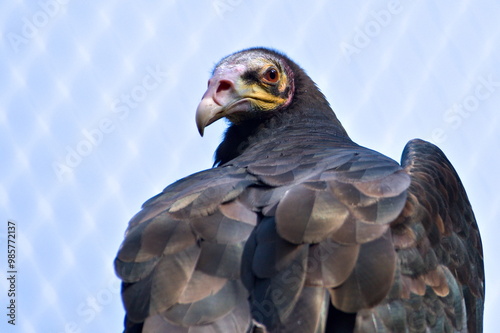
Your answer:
(262, 68), (279, 83)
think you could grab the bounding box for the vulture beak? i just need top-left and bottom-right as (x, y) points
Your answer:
(195, 88), (226, 137)
(195, 65), (251, 136)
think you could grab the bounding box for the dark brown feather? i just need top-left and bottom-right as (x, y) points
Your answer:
(329, 231), (396, 313)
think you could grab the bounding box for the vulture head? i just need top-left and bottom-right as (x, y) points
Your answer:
(195, 48), (348, 165)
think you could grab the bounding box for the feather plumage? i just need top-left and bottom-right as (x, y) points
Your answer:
(115, 48), (484, 332)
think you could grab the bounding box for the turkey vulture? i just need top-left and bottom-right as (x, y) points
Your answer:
(114, 48), (484, 332)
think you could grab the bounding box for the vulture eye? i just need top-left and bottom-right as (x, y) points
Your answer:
(262, 67), (280, 84)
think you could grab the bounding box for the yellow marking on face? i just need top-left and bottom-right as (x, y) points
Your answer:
(278, 72), (288, 94)
(244, 85), (286, 111)
(251, 91), (288, 110)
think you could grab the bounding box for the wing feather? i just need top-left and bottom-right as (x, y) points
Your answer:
(361, 139), (484, 332)
(115, 167), (257, 332)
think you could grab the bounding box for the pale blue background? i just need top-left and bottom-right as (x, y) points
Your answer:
(1, 1), (499, 332)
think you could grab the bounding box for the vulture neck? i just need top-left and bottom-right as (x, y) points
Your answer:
(213, 90), (351, 167)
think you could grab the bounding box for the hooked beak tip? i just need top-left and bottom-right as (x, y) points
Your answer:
(198, 126), (205, 137)
(196, 97), (221, 137)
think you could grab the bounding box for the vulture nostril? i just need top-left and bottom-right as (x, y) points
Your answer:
(216, 80), (232, 93)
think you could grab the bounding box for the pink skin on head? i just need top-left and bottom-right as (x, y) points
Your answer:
(195, 64), (252, 136)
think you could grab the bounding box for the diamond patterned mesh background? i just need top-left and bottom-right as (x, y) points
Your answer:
(1, 1), (499, 332)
